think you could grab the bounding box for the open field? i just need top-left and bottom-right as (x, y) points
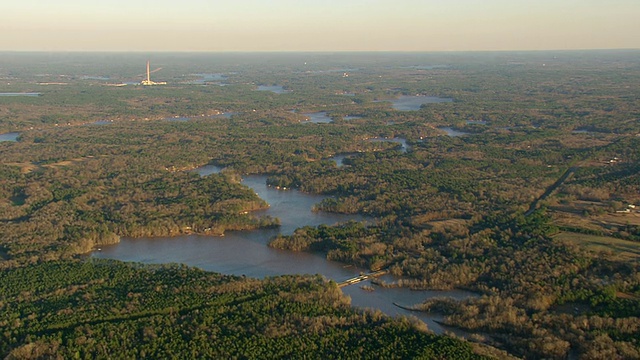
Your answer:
(553, 211), (640, 229)
(554, 231), (640, 262)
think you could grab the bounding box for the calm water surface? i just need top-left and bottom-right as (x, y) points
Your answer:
(165, 116), (191, 122)
(0, 132), (20, 142)
(0, 93), (41, 97)
(303, 112), (333, 124)
(82, 76), (110, 81)
(391, 96), (453, 111)
(89, 120), (113, 125)
(439, 127), (472, 137)
(213, 112), (235, 119)
(256, 85), (290, 94)
(190, 73), (228, 85)
(194, 164), (223, 176)
(93, 169), (475, 333)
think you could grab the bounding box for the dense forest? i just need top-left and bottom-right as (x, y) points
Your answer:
(1, 51), (639, 358)
(0, 260), (489, 359)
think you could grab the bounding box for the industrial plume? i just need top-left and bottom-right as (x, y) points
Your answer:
(140, 61), (166, 85)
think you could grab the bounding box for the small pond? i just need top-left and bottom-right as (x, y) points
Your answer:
(0, 132), (20, 142)
(303, 112), (333, 124)
(390, 95), (453, 111)
(439, 127), (472, 137)
(256, 85), (290, 94)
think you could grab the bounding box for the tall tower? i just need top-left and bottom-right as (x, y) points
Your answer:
(141, 60), (166, 86)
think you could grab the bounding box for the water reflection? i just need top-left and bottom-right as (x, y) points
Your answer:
(341, 284), (477, 334)
(241, 175), (366, 235)
(93, 171), (475, 333)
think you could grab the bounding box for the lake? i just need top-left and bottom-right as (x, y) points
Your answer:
(303, 112), (333, 124)
(0, 132), (20, 142)
(439, 127), (472, 137)
(256, 85), (290, 94)
(93, 168), (475, 333)
(193, 164), (223, 176)
(390, 95), (453, 111)
(190, 73), (228, 85)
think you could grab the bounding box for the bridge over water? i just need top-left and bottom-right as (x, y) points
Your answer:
(337, 269), (388, 288)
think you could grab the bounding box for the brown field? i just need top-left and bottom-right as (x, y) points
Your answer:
(4, 162), (39, 173)
(598, 212), (640, 226)
(426, 218), (470, 231)
(409, 214), (469, 230)
(550, 200), (640, 239)
(554, 231), (640, 262)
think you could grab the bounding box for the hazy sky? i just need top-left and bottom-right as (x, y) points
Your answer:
(3, 0), (639, 52)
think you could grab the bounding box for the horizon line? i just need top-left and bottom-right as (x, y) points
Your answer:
(1, 48), (639, 54)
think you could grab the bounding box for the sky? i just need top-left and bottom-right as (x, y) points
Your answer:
(3, 0), (639, 52)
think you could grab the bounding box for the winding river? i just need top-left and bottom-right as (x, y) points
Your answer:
(92, 165), (475, 333)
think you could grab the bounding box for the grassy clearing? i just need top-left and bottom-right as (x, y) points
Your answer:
(554, 231), (640, 262)
(4, 156), (103, 173)
(598, 212), (640, 226)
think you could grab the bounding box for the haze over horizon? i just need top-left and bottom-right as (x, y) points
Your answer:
(3, 0), (639, 52)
